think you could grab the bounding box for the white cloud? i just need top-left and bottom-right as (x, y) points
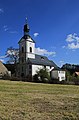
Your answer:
(33, 33), (39, 37)
(3, 25), (9, 32)
(66, 34), (74, 42)
(35, 47), (56, 57)
(0, 55), (8, 59)
(0, 8), (4, 14)
(3, 25), (7, 28)
(59, 60), (65, 67)
(0, 59), (5, 63)
(3, 25), (18, 33)
(68, 43), (79, 49)
(62, 46), (66, 48)
(66, 33), (79, 43)
(65, 33), (79, 50)
(4, 28), (9, 31)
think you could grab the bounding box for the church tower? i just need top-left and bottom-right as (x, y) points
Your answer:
(18, 19), (35, 77)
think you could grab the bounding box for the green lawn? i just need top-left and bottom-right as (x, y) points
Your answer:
(0, 80), (79, 120)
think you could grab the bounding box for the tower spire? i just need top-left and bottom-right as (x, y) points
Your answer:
(24, 17), (30, 35)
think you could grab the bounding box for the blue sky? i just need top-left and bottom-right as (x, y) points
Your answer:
(0, 0), (79, 67)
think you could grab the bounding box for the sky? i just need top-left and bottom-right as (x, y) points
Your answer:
(0, 0), (79, 67)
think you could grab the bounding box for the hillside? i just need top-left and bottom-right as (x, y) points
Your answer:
(0, 61), (9, 76)
(0, 80), (79, 119)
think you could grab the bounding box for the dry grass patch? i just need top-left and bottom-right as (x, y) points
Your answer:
(0, 80), (79, 119)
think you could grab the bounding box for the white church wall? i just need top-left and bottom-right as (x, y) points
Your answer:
(26, 53), (35, 59)
(26, 40), (35, 53)
(27, 38), (33, 42)
(32, 65), (51, 76)
(32, 65), (43, 76)
(26, 40), (35, 59)
(46, 66), (50, 71)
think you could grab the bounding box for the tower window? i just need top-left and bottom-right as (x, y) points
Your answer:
(22, 46), (24, 53)
(30, 47), (32, 53)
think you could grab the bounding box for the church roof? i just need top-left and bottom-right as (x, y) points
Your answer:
(27, 54), (59, 69)
(18, 35), (35, 43)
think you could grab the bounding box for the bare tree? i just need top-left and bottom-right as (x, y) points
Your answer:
(6, 47), (19, 76)
(6, 47), (19, 64)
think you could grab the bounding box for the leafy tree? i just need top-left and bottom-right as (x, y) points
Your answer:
(33, 68), (50, 83)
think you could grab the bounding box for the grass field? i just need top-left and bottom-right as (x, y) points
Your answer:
(0, 80), (79, 120)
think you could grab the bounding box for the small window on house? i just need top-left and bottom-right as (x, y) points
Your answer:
(22, 46), (24, 53)
(30, 47), (32, 53)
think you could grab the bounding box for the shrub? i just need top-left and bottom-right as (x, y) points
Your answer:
(33, 68), (50, 83)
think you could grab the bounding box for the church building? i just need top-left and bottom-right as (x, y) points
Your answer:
(18, 20), (65, 81)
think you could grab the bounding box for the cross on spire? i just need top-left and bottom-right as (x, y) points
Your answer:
(26, 17), (28, 23)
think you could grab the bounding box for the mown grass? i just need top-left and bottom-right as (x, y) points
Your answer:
(0, 80), (79, 120)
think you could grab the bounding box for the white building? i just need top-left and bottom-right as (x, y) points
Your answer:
(18, 20), (65, 81)
(51, 70), (65, 81)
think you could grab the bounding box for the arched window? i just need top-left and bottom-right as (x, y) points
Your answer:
(30, 47), (32, 53)
(22, 46), (24, 53)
